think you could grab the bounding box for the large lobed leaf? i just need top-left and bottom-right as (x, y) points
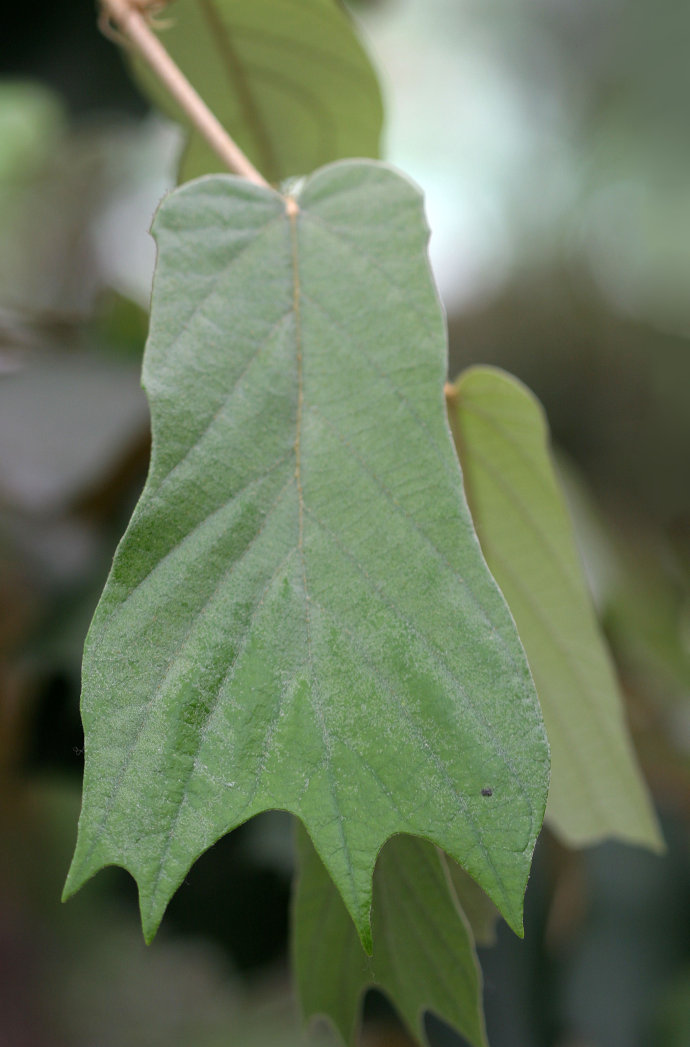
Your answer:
(64, 161), (549, 949)
(447, 366), (662, 850)
(132, 0), (383, 184)
(293, 826), (488, 1047)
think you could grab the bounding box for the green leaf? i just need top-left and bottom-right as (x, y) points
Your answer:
(293, 824), (488, 1047)
(447, 366), (662, 851)
(0, 80), (65, 183)
(64, 161), (549, 949)
(132, 0), (383, 184)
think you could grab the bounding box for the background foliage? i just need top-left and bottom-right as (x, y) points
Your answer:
(1, 1), (689, 1045)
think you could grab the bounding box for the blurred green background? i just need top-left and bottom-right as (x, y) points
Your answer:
(1, 1), (689, 1045)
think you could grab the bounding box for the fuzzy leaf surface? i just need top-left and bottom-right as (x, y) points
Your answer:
(132, 0), (383, 184)
(293, 825), (487, 1047)
(448, 366), (662, 850)
(64, 162), (549, 948)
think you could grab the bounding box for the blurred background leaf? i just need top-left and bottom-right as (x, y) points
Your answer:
(447, 366), (661, 852)
(129, 0), (384, 184)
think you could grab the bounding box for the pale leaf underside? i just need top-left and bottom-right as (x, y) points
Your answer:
(449, 366), (662, 851)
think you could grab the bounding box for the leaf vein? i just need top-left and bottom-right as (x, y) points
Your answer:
(154, 209), (285, 363)
(301, 291), (457, 485)
(151, 306), (293, 494)
(304, 507), (534, 845)
(147, 544), (301, 911)
(306, 400), (517, 666)
(304, 213), (432, 330)
(105, 452), (293, 623)
(80, 474), (296, 871)
(308, 593), (509, 899)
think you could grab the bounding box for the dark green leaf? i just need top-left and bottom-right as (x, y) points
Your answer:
(64, 162), (549, 949)
(293, 825), (487, 1047)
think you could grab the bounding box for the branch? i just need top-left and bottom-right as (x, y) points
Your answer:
(99, 0), (271, 189)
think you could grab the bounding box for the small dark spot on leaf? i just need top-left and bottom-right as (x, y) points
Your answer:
(481, 787), (493, 797)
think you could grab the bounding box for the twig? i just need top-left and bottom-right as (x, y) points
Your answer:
(99, 0), (271, 189)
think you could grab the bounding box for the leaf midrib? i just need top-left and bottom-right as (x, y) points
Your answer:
(290, 202), (359, 918)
